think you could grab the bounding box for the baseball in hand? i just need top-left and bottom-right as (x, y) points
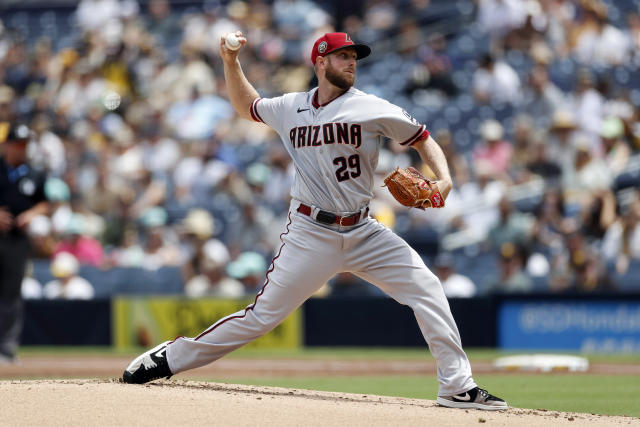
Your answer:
(225, 33), (241, 51)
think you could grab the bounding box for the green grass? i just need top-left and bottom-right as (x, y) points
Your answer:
(202, 374), (640, 417)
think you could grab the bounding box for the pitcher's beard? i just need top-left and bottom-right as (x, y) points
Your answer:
(325, 66), (354, 90)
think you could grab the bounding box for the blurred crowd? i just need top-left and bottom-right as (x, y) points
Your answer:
(1, 0), (639, 299)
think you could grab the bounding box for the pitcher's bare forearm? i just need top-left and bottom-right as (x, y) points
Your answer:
(219, 32), (259, 121)
(412, 135), (453, 198)
(224, 60), (260, 121)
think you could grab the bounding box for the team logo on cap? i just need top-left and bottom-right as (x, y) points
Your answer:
(318, 41), (327, 53)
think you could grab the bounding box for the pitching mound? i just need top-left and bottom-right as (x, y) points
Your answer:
(0, 380), (634, 426)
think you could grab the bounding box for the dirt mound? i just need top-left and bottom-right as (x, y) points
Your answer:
(0, 379), (634, 426)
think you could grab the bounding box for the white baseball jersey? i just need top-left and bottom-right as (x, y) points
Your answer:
(165, 86), (477, 398)
(250, 87), (428, 213)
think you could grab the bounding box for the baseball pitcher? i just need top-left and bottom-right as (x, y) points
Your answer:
(123, 31), (507, 411)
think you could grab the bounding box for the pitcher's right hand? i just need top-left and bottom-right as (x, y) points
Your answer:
(220, 31), (247, 64)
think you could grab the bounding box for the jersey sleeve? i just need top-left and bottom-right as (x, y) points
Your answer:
(372, 100), (429, 146)
(250, 95), (289, 134)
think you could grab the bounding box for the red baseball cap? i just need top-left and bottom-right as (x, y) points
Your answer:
(311, 32), (371, 65)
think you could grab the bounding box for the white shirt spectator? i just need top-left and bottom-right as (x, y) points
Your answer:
(273, 0), (331, 34)
(442, 274), (478, 298)
(571, 88), (604, 140)
(142, 137), (181, 174)
(76, 0), (121, 33)
(562, 150), (613, 193)
(55, 72), (107, 119)
(477, 0), (526, 37)
(173, 156), (204, 192)
(22, 277), (43, 299)
(208, 17), (238, 56)
(473, 61), (522, 105)
(28, 131), (66, 176)
(185, 276), (245, 298)
(43, 277), (95, 300)
(575, 24), (630, 67)
(601, 220), (640, 261)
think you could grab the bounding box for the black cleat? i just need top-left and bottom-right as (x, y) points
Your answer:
(437, 387), (508, 410)
(122, 341), (173, 384)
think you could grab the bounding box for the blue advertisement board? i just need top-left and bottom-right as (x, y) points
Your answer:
(499, 301), (640, 352)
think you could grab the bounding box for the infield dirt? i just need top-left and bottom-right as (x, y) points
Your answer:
(2, 356), (639, 426)
(2, 379), (638, 426)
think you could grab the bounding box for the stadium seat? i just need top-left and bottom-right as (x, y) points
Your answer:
(613, 261), (640, 292)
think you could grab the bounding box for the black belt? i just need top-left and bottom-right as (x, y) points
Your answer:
(297, 204), (368, 226)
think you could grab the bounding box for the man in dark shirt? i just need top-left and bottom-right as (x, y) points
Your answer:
(0, 122), (48, 362)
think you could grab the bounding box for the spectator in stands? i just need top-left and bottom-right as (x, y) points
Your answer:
(447, 162), (506, 245)
(27, 215), (56, 259)
(627, 11), (640, 59)
(0, 86), (14, 123)
(405, 32), (458, 97)
(502, 0), (547, 53)
(569, 68), (604, 141)
(143, 0), (182, 48)
(109, 227), (145, 268)
(29, 114), (66, 176)
(434, 253), (477, 298)
(434, 129), (471, 186)
(54, 60), (107, 120)
(521, 65), (565, 127)
(43, 252), (94, 299)
(21, 263), (43, 300)
(600, 117), (631, 177)
(476, 0), (526, 40)
(486, 242), (533, 294)
(227, 201), (277, 257)
(262, 149), (294, 212)
(525, 135), (562, 182)
(511, 114), (540, 173)
(580, 190), (617, 243)
(601, 194), (640, 274)
(472, 119), (513, 177)
(472, 54), (522, 105)
(226, 251), (267, 295)
(139, 121), (181, 175)
(539, 0), (575, 56)
(531, 188), (572, 252)
(547, 228), (614, 293)
(572, 0), (630, 67)
(139, 207), (181, 271)
(128, 169), (169, 221)
(563, 250), (617, 294)
(75, 0), (121, 34)
(3, 0), (639, 299)
(165, 81), (232, 141)
(562, 138), (613, 207)
(180, 208), (216, 281)
(53, 214), (104, 267)
(487, 197), (535, 250)
(184, 239), (244, 298)
(42, 179), (71, 235)
(83, 160), (126, 247)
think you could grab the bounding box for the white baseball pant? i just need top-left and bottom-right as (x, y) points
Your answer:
(166, 202), (477, 396)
